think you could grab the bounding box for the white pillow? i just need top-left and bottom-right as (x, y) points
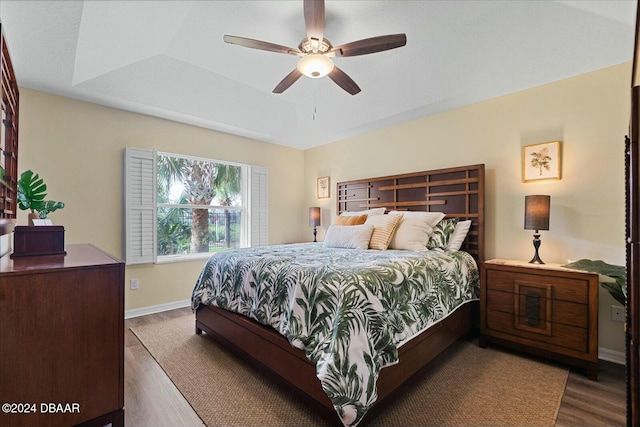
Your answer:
(446, 220), (472, 252)
(387, 211), (446, 251)
(388, 216), (433, 251)
(341, 208), (386, 217)
(323, 224), (375, 250)
(389, 211), (445, 228)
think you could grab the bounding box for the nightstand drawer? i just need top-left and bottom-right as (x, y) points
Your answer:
(486, 289), (588, 328)
(486, 269), (589, 304)
(486, 308), (588, 352)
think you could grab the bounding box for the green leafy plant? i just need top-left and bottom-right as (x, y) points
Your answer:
(563, 259), (626, 306)
(17, 170), (65, 219)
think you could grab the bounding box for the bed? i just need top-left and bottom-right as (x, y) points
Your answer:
(191, 164), (485, 426)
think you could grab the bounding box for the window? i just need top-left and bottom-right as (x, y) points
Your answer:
(124, 148), (268, 265)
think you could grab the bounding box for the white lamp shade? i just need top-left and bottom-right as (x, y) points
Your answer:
(297, 53), (334, 78)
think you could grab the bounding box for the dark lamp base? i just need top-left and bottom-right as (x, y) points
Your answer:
(529, 231), (544, 264)
(529, 254), (545, 264)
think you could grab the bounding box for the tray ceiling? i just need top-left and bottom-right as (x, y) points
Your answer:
(0, 1), (635, 149)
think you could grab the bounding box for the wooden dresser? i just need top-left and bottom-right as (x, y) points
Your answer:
(480, 259), (599, 380)
(0, 244), (124, 427)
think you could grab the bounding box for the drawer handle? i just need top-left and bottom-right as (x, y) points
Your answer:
(525, 291), (539, 325)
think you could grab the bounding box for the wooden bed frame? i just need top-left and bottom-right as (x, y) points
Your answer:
(195, 163), (485, 424)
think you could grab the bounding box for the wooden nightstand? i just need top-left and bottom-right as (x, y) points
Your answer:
(480, 259), (599, 380)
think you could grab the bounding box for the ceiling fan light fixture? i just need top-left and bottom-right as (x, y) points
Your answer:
(226, 1), (406, 94)
(297, 53), (334, 78)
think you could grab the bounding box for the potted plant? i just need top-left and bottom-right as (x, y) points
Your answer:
(17, 170), (65, 225)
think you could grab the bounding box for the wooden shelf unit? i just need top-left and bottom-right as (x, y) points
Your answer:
(0, 23), (19, 222)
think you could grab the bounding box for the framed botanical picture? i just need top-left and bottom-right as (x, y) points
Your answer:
(522, 141), (562, 183)
(317, 176), (330, 199)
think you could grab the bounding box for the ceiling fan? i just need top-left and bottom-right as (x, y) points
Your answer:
(223, 0), (407, 95)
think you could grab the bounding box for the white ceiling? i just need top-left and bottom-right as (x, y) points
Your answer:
(0, 1), (636, 150)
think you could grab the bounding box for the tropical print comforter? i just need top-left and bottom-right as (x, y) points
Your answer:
(191, 243), (479, 427)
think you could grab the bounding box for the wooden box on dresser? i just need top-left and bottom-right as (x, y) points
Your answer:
(0, 244), (124, 427)
(480, 259), (599, 380)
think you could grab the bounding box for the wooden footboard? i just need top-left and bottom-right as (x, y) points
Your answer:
(195, 300), (478, 425)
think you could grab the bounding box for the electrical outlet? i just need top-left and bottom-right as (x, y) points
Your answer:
(130, 278), (139, 290)
(611, 305), (625, 322)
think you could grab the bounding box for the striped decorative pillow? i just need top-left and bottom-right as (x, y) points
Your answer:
(365, 214), (403, 250)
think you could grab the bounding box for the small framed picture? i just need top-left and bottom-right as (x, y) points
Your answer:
(317, 176), (330, 199)
(522, 141), (561, 183)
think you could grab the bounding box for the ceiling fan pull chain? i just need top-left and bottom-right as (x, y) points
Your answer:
(313, 80), (318, 121)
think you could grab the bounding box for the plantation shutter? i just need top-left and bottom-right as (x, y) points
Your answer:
(250, 165), (268, 246)
(124, 148), (156, 264)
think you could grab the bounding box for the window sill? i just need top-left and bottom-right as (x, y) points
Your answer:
(155, 253), (214, 264)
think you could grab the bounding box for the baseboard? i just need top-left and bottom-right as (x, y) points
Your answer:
(125, 299), (191, 319)
(599, 347), (625, 365)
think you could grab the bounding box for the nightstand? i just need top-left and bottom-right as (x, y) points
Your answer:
(480, 259), (599, 380)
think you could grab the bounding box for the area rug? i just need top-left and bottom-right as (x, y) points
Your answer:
(131, 314), (569, 427)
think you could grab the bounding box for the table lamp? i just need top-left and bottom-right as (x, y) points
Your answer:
(524, 195), (550, 264)
(309, 207), (321, 242)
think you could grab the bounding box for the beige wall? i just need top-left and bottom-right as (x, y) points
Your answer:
(16, 62), (629, 355)
(304, 63), (630, 354)
(17, 89), (306, 312)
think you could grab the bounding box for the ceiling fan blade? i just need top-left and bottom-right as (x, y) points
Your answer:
(273, 69), (303, 94)
(332, 33), (407, 57)
(223, 35), (301, 56)
(328, 66), (361, 95)
(304, 0), (325, 46)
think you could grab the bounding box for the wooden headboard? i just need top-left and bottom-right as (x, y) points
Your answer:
(336, 164), (485, 264)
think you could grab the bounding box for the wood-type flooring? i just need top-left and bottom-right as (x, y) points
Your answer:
(125, 307), (626, 427)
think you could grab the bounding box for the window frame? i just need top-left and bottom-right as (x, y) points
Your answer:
(155, 151), (249, 263)
(124, 147), (268, 265)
